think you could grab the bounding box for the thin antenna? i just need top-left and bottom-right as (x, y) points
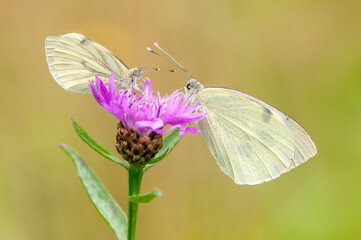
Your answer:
(146, 48), (180, 70)
(154, 43), (189, 73)
(139, 67), (175, 72)
(147, 44), (193, 78)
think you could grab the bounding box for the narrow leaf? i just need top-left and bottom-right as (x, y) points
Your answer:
(59, 144), (128, 240)
(72, 120), (128, 169)
(144, 129), (181, 171)
(129, 189), (162, 204)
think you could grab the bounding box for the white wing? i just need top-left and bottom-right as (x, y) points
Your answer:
(220, 88), (317, 172)
(45, 33), (131, 94)
(196, 88), (316, 185)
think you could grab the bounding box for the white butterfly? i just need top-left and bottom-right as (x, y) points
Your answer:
(45, 33), (143, 94)
(186, 79), (317, 185)
(149, 44), (317, 185)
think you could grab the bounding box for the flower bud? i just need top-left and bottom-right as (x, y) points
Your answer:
(115, 121), (163, 165)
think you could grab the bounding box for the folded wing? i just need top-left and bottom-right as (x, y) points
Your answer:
(197, 88), (315, 185)
(45, 33), (129, 93)
(229, 89), (317, 171)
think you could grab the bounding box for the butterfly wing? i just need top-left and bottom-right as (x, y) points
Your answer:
(219, 88), (317, 173)
(45, 33), (131, 94)
(196, 88), (316, 185)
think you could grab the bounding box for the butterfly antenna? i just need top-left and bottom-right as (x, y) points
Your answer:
(147, 44), (193, 78)
(154, 43), (193, 78)
(146, 48), (179, 69)
(139, 67), (175, 72)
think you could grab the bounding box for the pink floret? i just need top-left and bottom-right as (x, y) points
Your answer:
(89, 73), (206, 137)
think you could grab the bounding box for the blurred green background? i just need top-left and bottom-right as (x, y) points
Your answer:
(1, 0), (360, 239)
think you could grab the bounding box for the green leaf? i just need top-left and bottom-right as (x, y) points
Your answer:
(128, 189), (162, 204)
(144, 129), (181, 171)
(72, 120), (128, 169)
(59, 144), (128, 240)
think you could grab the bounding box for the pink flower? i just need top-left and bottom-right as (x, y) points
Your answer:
(89, 73), (206, 137)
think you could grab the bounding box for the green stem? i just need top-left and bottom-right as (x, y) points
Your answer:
(128, 165), (143, 240)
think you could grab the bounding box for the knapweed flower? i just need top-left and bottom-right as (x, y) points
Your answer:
(89, 73), (206, 164)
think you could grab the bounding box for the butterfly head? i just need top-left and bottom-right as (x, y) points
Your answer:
(186, 79), (204, 106)
(132, 68), (144, 78)
(128, 68), (145, 87)
(187, 79), (203, 91)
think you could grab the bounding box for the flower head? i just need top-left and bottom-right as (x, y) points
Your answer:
(88, 73), (206, 164)
(89, 73), (206, 137)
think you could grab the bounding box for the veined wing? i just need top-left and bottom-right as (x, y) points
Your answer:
(216, 88), (317, 172)
(197, 88), (296, 185)
(45, 33), (130, 94)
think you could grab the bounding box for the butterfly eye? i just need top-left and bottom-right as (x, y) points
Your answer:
(186, 83), (191, 90)
(134, 69), (145, 78)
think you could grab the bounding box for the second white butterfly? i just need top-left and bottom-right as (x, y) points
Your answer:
(45, 33), (143, 94)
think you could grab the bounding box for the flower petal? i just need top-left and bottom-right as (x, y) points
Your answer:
(136, 119), (164, 131)
(90, 74), (206, 137)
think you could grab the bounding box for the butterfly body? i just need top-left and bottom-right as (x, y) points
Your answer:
(45, 33), (143, 93)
